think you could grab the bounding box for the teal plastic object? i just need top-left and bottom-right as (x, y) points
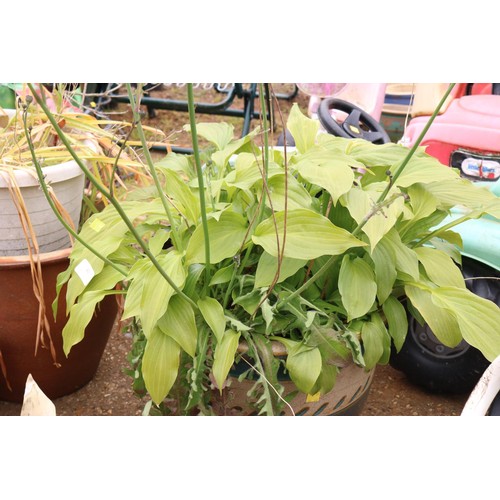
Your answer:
(445, 179), (500, 271)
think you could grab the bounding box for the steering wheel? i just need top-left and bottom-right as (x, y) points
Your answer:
(318, 97), (391, 145)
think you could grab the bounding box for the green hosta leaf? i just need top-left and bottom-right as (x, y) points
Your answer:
(142, 327), (181, 405)
(382, 295), (408, 352)
(369, 237), (397, 304)
(65, 199), (166, 310)
(139, 251), (186, 338)
(224, 153), (282, 190)
(424, 178), (500, 212)
(148, 229), (170, 257)
(257, 173), (313, 211)
(198, 296), (226, 343)
(209, 264), (234, 286)
(121, 258), (153, 320)
(157, 295), (198, 357)
(431, 287), (500, 361)
(160, 168), (200, 225)
(286, 103), (319, 153)
(344, 185), (405, 251)
(292, 148), (358, 204)
(312, 363), (339, 397)
(211, 128), (259, 169)
(212, 329), (241, 392)
(282, 341), (322, 394)
(361, 319), (387, 369)
(155, 152), (194, 177)
(415, 247), (465, 288)
(62, 290), (110, 355)
(61, 266), (124, 354)
(254, 251), (307, 289)
(232, 289), (262, 315)
(392, 154), (459, 188)
(405, 284), (462, 347)
(407, 183), (438, 220)
(252, 208), (366, 260)
(339, 255), (377, 321)
(186, 210), (248, 264)
(384, 229), (419, 281)
(189, 122), (234, 150)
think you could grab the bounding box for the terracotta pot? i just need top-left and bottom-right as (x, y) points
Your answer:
(211, 342), (375, 416)
(0, 248), (118, 403)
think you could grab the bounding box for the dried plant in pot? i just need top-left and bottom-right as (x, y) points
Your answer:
(0, 83), (161, 402)
(50, 84), (500, 416)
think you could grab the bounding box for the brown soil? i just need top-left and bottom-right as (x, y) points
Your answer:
(0, 84), (472, 416)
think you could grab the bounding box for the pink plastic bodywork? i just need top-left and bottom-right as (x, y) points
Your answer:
(402, 94), (500, 163)
(298, 83), (387, 121)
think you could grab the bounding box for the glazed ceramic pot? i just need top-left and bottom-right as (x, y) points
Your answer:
(211, 341), (374, 416)
(0, 248), (118, 403)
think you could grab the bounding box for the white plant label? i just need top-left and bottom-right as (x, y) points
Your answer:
(75, 259), (95, 286)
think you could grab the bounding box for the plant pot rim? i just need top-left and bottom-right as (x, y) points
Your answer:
(0, 246), (71, 268)
(0, 159), (84, 188)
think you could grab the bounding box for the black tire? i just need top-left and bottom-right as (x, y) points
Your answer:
(390, 257), (500, 394)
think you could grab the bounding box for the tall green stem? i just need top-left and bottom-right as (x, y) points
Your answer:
(27, 83), (196, 308)
(187, 83), (211, 294)
(125, 84), (183, 250)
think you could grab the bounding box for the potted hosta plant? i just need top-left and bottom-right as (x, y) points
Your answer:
(0, 83), (157, 403)
(41, 84), (500, 415)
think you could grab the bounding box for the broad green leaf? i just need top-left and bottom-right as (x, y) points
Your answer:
(384, 229), (419, 280)
(211, 128), (259, 169)
(61, 265), (124, 354)
(257, 173), (313, 211)
(361, 320), (386, 369)
(252, 208), (366, 260)
(232, 289), (262, 315)
(285, 343), (322, 394)
(254, 251), (307, 288)
(121, 257), (153, 320)
(148, 229), (170, 257)
(382, 295), (408, 352)
(142, 327), (180, 405)
(286, 103), (319, 153)
(407, 183), (438, 220)
(66, 200), (164, 309)
(155, 152), (193, 177)
(424, 178), (500, 213)
(198, 296), (226, 343)
(369, 237), (397, 303)
(224, 153), (282, 190)
(344, 185), (405, 251)
(139, 251), (186, 338)
(431, 287), (500, 361)
(160, 168), (200, 225)
(157, 295), (198, 357)
(209, 264), (234, 286)
(405, 284), (462, 347)
(188, 122), (234, 150)
(62, 290), (111, 355)
(415, 247), (465, 288)
(392, 154), (459, 188)
(292, 148), (357, 204)
(186, 210), (248, 264)
(212, 329), (241, 391)
(339, 256), (377, 320)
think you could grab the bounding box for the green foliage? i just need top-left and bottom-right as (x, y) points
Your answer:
(57, 101), (500, 415)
